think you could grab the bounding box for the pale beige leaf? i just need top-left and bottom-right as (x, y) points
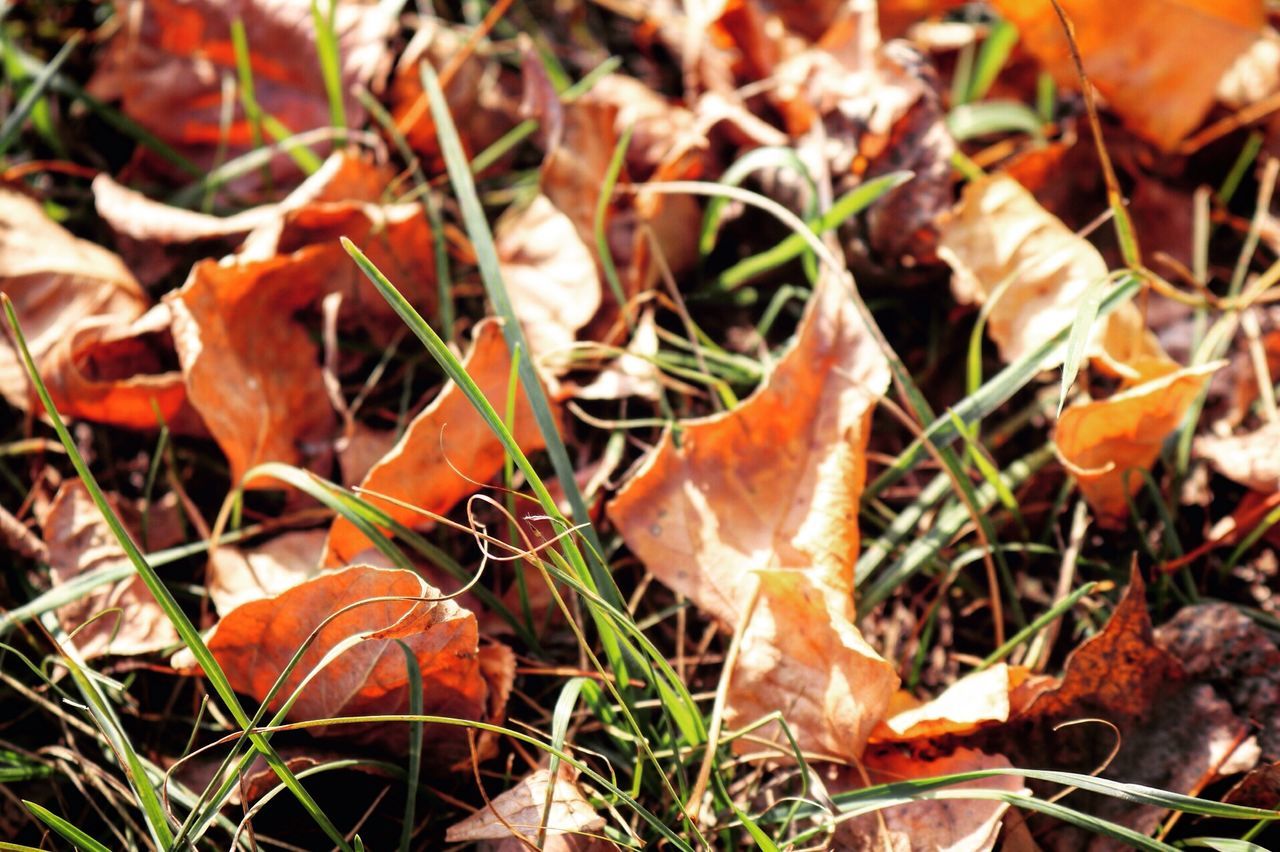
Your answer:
(445, 767), (609, 851)
(207, 530), (328, 616)
(1195, 420), (1280, 492)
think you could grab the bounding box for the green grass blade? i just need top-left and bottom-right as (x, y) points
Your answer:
(396, 641), (423, 852)
(311, 0), (347, 137)
(966, 19), (1019, 102)
(1058, 271), (1116, 416)
(23, 802), (112, 852)
(0, 32), (81, 156)
(976, 581), (1097, 670)
(947, 100), (1045, 142)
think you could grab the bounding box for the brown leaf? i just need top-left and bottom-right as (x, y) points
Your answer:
(0, 186), (148, 414)
(207, 529), (328, 616)
(89, 0), (394, 183)
(838, 747), (1028, 852)
(92, 175), (278, 245)
(444, 767), (610, 851)
(981, 569), (1252, 850)
(992, 0), (1263, 150)
(1195, 420), (1280, 492)
(610, 273), (897, 758)
(203, 564), (490, 752)
(564, 308), (665, 402)
(40, 481), (184, 658)
(167, 201), (433, 487)
(937, 174), (1168, 379)
(495, 194), (601, 374)
(326, 318), (547, 564)
(1054, 362), (1220, 525)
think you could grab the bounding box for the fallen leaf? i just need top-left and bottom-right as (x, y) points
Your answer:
(1195, 421), (1280, 493)
(610, 273), (898, 758)
(326, 318), (548, 565)
(92, 174), (278, 245)
(993, 0), (1264, 150)
(40, 481), (184, 658)
(937, 174), (1167, 378)
(727, 571), (899, 761)
(1054, 362), (1220, 525)
(1155, 602), (1280, 761)
(41, 304), (202, 435)
(444, 767), (609, 851)
(870, 664), (1041, 743)
(207, 529), (328, 616)
(0, 186), (148, 415)
(564, 308), (665, 402)
(495, 194), (601, 374)
(975, 569), (1253, 850)
(203, 564), (490, 753)
(837, 747), (1028, 852)
(89, 0), (394, 183)
(167, 200), (433, 487)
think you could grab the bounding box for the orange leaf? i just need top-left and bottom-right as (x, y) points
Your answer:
(993, 0), (1263, 150)
(326, 318), (548, 564)
(610, 273), (897, 759)
(204, 565), (490, 752)
(1054, 362), (1220, 525)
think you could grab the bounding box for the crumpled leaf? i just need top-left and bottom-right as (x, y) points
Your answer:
(993, 0), (1263, 150)
(937, 174), (1168, 378)
(535, 72), (704, 299)
(326, 318), (547, 564)
(0, 185), (150, 416)
(564, 309), (665, 402)
(201, 564), (491, 753)
(167, 197), (433, 488)
(837, 747), (1028, 852)
(40, 481), (184, 658)
(207, 529), (328, 616)
(92, 174), (278, 245)
(870, 663), (1050, 743)
(1054, 362), (1221, 525)
(444, 767), (609, 851)
(495, 194), (601, 374)
(1195, 421), (1280, 493)
(89, 0), (394, 181)
(973, 569), (1254, 851)
(41, 304), (202, 434)
(610, 273), (897, 758)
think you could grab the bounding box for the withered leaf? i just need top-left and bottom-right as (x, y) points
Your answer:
(326, 318), (547, 565)
(1054, 362), (1220, 525)
(1195, 420), (1280, 493)
(444, 767), (610, 851)
(207, 529), (328, 616)
(41, 481), (184, 658)
(90, 0), (394, 181)
(994, 0), (1263, 150)
(203, 565), (490, 752)
(937, 174), (1167, 379)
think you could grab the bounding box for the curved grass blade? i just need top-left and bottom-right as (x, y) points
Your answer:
(23, 802), (112, 852)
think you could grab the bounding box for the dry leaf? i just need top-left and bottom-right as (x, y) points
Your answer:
(203, 564), (490, 752)
(993, 0), (1263, 150)
(207, 529), (328, 615)
(444, 767), (609, 851)
(937, 174), (1167, 378)
(495, 194), (601, 373)
(1195, 421), (1280, 492)
(41, 304), (202, 434)
(90, 0), (394, 182)
(40, 481), (183, 658)
(92, 174), (278, 245)
(979, 569), (1252, 850)
(167, 200), (432, 487)
(870, 664), (1039, 743)
(1054, 362), (1220, 525)
(610, 274), (897, 758)
(838, 747), (1027, 852)
(326, 319), (547, 564)
(0, 186), (148, 414)
(565, 309), (664, 402)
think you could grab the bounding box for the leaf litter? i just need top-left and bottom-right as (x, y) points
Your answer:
(4, 0), (1280, 848)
